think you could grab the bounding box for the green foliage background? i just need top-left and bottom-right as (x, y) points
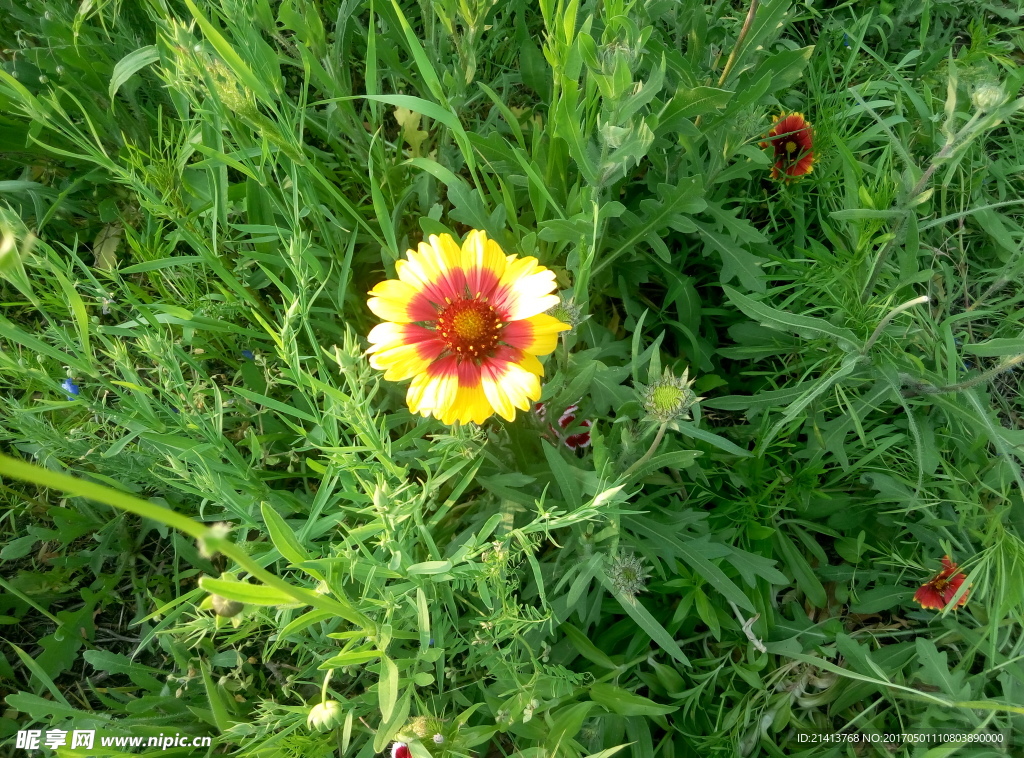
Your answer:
(1, 0), (1024, 756)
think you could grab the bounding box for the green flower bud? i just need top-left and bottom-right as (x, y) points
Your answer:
(210, 594), (244, 618)
(639, 368), (703, 422)
(307, 700), (344, 731)
(606, 551), (650, 598)
(972, 82), (1005, 111)
(546, 295), (584, 335)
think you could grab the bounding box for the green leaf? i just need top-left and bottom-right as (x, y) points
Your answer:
(543, 441), (583, 508)
(182, 0), (274, 105)
(916, 637), (970, 699)
(561, 623), (618, 669)
(589, 683), (678, 716)
(696, 225), (767, 292)
(261, 502), (312, 567)
(8, 643), (71, 706)
(753, 46), (814, 93)
(603, 178), (706, 271)
(773, 530), (827, 608)
(598, 571), (690, 666)
(723, 286), (860, 351)
(546, 702), (597, 752)
(665, 86), (733, 118)
(109, 45), (160, 100)
(198, 576), (303, 607)
(200, 659), (233, 731)
(850, 584), (913, 613)
(554, 94), (599, 185)
(407, 560), (453, 575)
(229, 386), (318, 423)
(962, 338), (1024, 357)
(379, 655), (399, 723)
(676, 420), (753, 457)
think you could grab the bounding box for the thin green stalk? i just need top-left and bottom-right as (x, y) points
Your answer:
(621, 421), (669, 481)
(861, 111), (982, 303)
(862, 295), (930, 353)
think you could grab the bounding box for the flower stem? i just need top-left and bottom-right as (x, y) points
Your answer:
(716, 0), (760, 87)
(862, 295), (930, 353)
(695, 0), (759, 130)
(321, 669), (333, 701)
(621, 422), (668, 481)
(912, 353), (1024, 395)
(860, 111), (982, 304)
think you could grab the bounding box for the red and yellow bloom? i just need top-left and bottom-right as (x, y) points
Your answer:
(367, 231), (570, 425)
(761, 112), (814, 181)
(913, 555), (969, 610)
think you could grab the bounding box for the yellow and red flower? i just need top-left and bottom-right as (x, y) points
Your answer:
(761, 112), (814, 181)
(913, 555), (970, 610)
(367, 231), (570, 425)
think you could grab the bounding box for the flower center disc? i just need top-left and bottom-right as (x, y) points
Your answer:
(436, 299), (502, 358)
(785, 140), (798, 154)
(652, 385), (683, 411)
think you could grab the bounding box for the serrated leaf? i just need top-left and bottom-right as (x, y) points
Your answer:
(850, 584), (913, 613)
(696, 225), (767, 292)
(607, 178), (706, 265)
(665, 86), (733, 118)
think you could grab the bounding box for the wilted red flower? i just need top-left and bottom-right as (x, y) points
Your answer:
(557, 404), (592, 450)
(913, 555), (969, 610)
(760, 112), (814, 181)
(534, 401), (592, 450)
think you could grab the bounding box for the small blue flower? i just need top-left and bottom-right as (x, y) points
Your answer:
(428, 637), (435, 646)
(61, 378), (79, 399)
(241, 350), (255, 361)
(843, 33), (850, 48)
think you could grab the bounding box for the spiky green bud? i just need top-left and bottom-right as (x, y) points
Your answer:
(639, 368), (703, 422)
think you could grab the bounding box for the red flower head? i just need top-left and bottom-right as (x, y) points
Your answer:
(760, 112), (814, 181)
(391, 743), (411, 758)
(913, 555), (969, 610)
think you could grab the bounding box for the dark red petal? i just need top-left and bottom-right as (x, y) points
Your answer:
(565, 431), (592, 449)
(940, 574), (969, 607)
(914, 584), (946, 610)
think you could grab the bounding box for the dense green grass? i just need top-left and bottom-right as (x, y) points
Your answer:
(2, 0), (1024, 756)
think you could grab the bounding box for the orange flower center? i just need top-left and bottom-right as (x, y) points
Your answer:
(785, 140), (797, 154)
(933, 579), (948, 591)
(436, 298), (502, 358)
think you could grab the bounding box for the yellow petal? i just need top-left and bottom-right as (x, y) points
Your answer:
(367, 279), (420, 323)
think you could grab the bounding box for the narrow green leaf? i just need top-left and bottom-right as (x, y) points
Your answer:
(182, 0), (273, 104)
(774, 530), (827, 608)
(723, 286), (859, 349)
(543, 441), (583, 509)
(261, 502), (313, 566)
(109, 45), (160, 100)
(379, 655), (398, 722)
(199, 576), (303, 607)
(598, 571), (690, 666)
